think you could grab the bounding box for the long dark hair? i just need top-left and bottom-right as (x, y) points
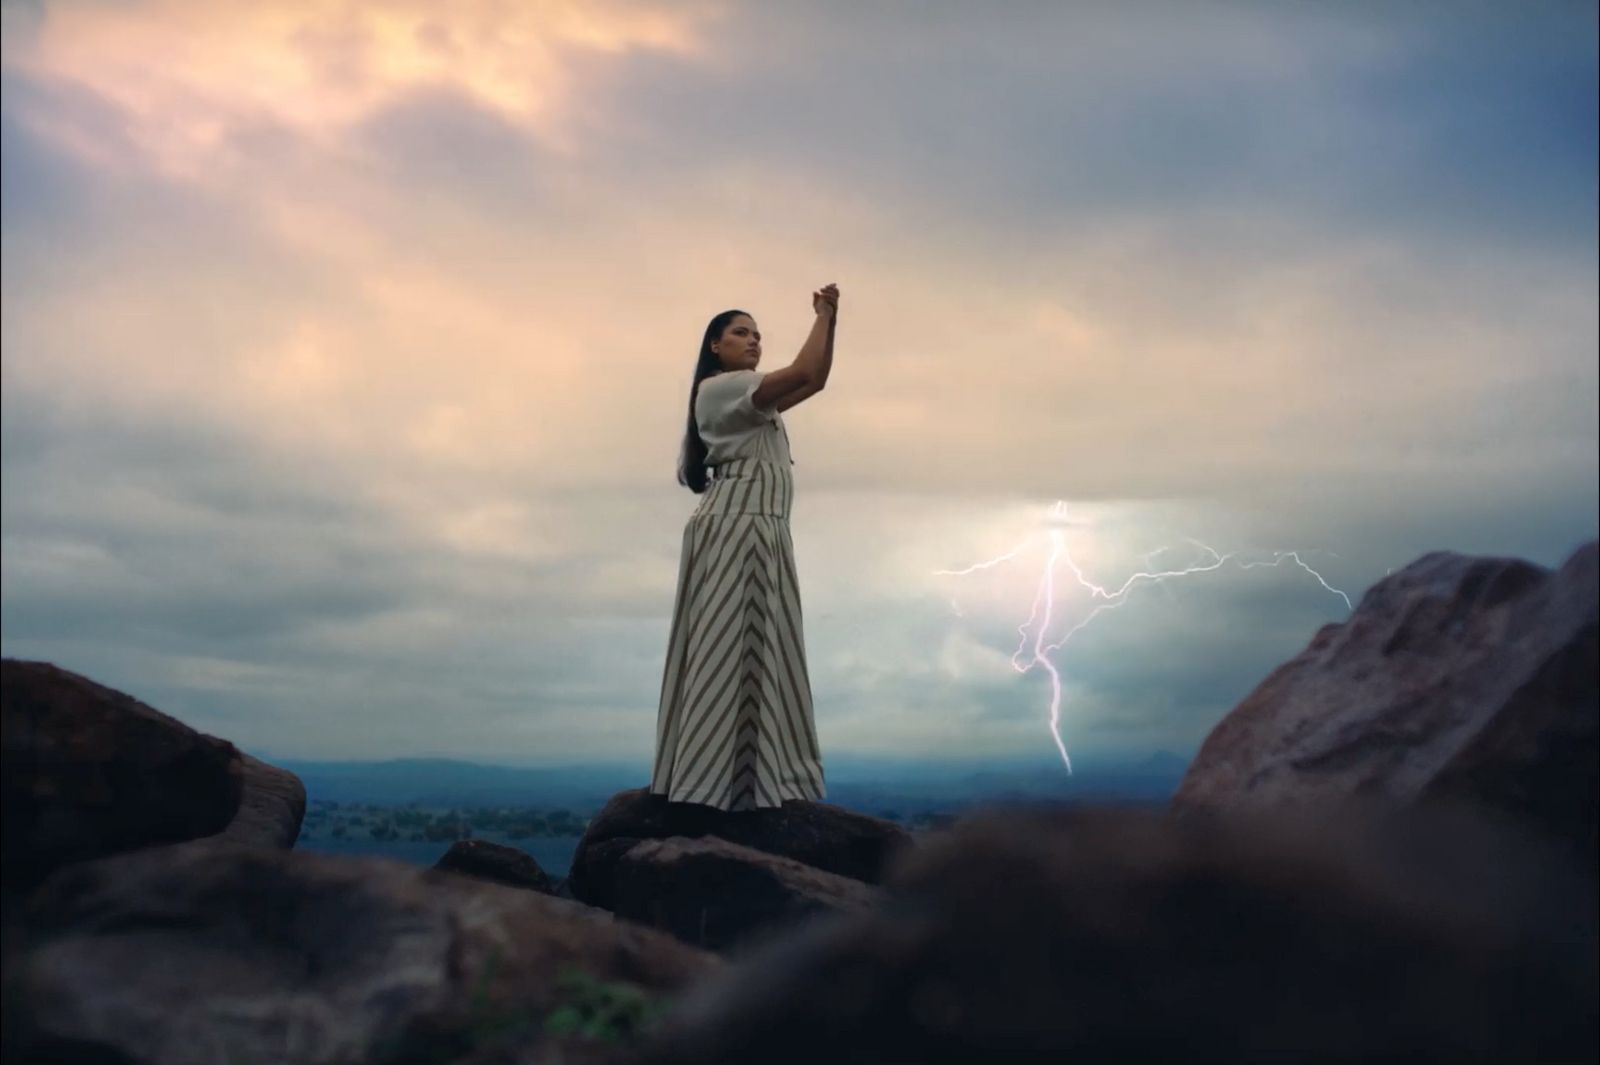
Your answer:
(677, 308), (750, 495)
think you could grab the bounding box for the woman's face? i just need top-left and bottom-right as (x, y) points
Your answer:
(714, 314), (761, 371)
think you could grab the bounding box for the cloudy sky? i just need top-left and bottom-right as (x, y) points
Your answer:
(2, 0), (1595, 773)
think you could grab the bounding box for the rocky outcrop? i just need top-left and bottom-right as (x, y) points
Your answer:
(1174, 540), (1598, 858)
(609, 835), (880, 953)
(4, 839), (719, 1065)
(569, 788), (911, 913)
(219, 749), (308, 849)
(434, 837), (556, 895)
(636, 801), (1597, 1064)
(1, 658), (306, 898)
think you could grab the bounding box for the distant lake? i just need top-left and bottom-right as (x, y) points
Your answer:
(296, 833), (585, 879)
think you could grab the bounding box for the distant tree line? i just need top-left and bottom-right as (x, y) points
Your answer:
(303, 800), (593, 843)
(302, 799), (959, 844)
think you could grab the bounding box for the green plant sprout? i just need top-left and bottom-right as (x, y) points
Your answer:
(542, 965), (669, 1043)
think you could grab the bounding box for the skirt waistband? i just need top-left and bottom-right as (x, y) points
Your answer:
(709, 456), (784, 473)
(696, 457), (792, 519)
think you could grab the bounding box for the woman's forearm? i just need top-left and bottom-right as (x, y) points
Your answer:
(795, 311), (835, 387)
(817, 312), (835, 386)
(795, 311), (835, 385)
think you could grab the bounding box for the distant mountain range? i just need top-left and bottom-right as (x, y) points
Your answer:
(269, 751), (1193, 814)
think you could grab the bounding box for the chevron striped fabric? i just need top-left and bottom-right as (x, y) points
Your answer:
(651, 456), (826, 810)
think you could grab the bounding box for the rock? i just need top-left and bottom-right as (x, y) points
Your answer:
(1, 659), (306, 899)
(1174, 541), (1598, 858)
(219, 750), (307, 850)
(0, 660), (307, 993)
(610, 835), (880, 953)
(435, 838), (555, 895)
(3, 839), (720, 1065)
(569, 788), (911, 911)
(636, 801), (1597, 1064)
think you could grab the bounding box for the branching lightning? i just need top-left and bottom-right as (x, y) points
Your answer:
(933, 501), (1352, 773)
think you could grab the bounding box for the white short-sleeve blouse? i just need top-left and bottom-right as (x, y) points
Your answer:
(696, 369), (794, 468)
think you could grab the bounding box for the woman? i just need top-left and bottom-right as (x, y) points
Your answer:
(650, 282), (840, 811)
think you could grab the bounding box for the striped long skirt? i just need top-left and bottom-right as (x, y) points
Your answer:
(650, 456), (826, 810)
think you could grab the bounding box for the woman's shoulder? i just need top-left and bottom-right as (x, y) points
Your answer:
(699, 369), (756, 400)
(696, 371), (737, 414)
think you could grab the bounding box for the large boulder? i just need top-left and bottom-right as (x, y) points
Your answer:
(609, 835), (880, 953)
(1, 658), (306, 898)
(434, 838), (556, 895)
(1174, 541), (1598, 858)
(568, 788), (911, 911)
(637, 801), (1596, 1063)
(3, 839), (720, 1065)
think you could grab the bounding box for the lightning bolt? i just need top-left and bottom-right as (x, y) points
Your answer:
(933, 501), (1352, 773)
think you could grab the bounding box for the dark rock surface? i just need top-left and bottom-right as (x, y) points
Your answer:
(4, 840), (720, 1065)
(220, 749), (307, 849)
(610, 835), (880, 953)
(1, 659), (306, 891)
(435, 838), (557, 895)
(1174, 540), (1598, 859)
(569, 788), (911, 912)
(637, 801), (1597, 1064)
(2, 657), (242, 892)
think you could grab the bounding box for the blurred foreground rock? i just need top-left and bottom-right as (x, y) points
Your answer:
(637, 801), (1597, 1064)
(4, 840), (719, 1065)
